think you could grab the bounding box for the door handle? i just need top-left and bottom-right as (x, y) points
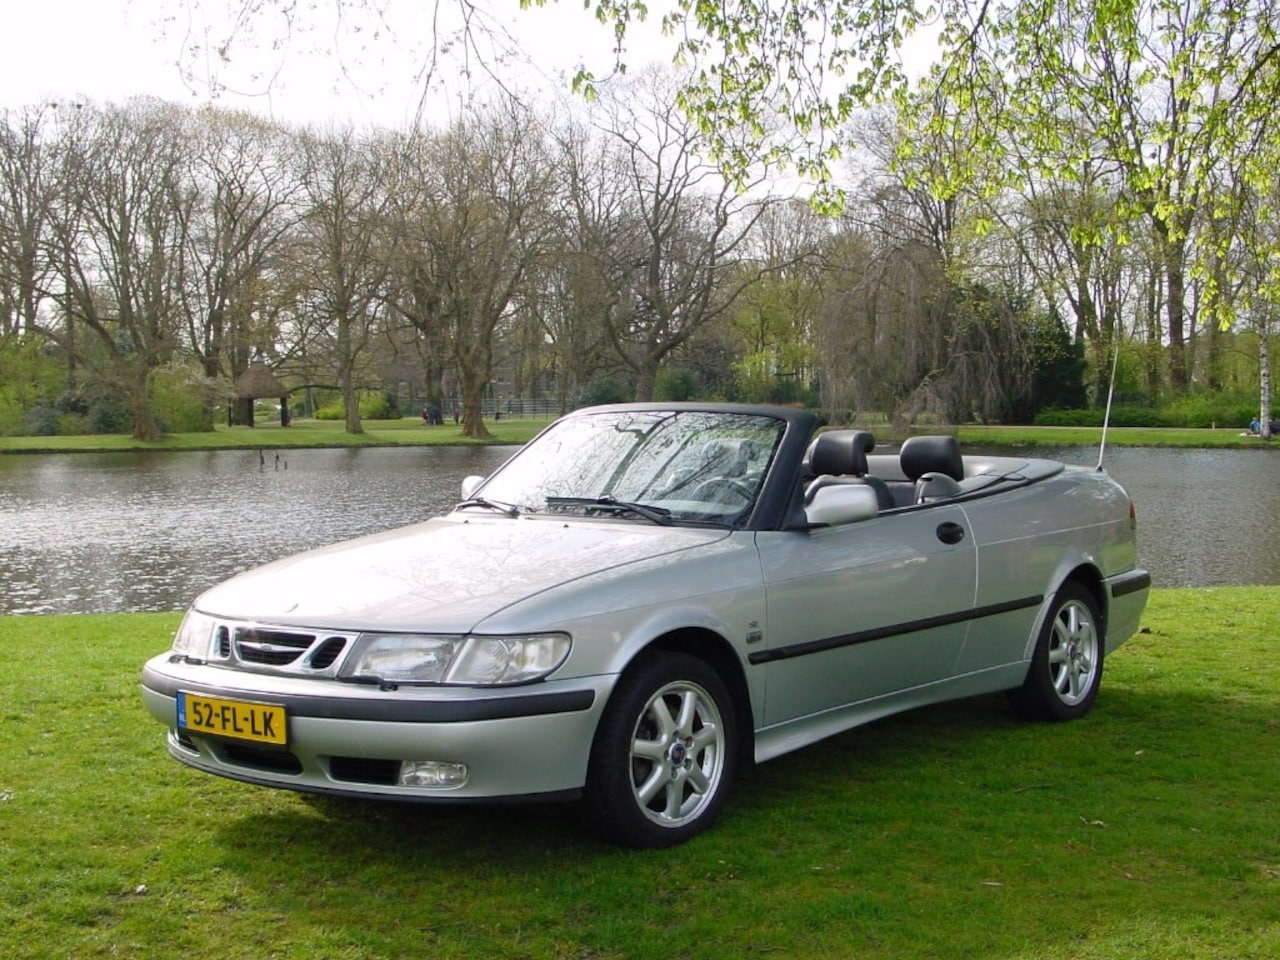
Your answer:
(936, 521), (965, 545)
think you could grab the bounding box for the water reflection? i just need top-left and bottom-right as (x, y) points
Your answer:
(0, 446), (514, 615)
(991, 445), (1280, 590)
(1, 444), (1277, 615)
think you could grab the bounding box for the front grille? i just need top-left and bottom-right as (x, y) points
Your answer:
(308, 636), (348, 669)
(202, 618), (356, 675)
(221, 743), (304, 775)
(235, 628), (317, 666)
(328, 756), (401, 786)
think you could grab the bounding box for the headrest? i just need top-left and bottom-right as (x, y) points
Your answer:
(806, 430), (876, 477)
(899, 435), (964, 481)
(701, 438), (751, 476)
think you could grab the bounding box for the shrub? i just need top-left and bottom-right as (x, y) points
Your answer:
(360, 392), (400, 420)
(1035, 401), (1273, 429)
(88, 398), (132, 434)
(22, 403), (60, 436)
(315, 392), (401, 421)
(57, 413), (91, 436)
(580, 377), (630, 406)
(150, 363), (218, 433)
(654, 367), (702, 402)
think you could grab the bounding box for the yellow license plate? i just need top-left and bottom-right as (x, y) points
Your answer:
(177, 692), (287, 746)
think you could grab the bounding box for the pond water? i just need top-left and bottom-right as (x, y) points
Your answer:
(1, 443), (1277, 615)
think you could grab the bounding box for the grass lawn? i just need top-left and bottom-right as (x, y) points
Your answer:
(1, 588), (1277, 959)
(954, 424), (1277, 449)
(0, 417), (547, 454)
(3, 417), (1278, 455)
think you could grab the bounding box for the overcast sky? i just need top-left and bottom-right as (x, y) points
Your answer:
(1, 0), (669, 128)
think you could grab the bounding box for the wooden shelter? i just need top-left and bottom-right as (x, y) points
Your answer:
(231, 361), (290, 427)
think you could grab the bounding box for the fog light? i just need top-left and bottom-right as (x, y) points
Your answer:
(399, 760), (468, 788)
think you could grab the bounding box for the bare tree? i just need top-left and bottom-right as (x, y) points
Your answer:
(293, 127), (391, 434)
(0, 106), (59, 340)
(533, 117), (634, 410)
(388, 97), (556, 437)
(179, 107), (299, 407)
(594, 69), (781, 401)
(39, 100), (194, 440)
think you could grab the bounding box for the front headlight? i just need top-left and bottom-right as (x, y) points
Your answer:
(171, 609), (217, 659)
(343, 632), (571, 686)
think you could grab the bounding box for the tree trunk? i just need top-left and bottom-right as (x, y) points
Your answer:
(1163, 237), (1189, 393)
(1260, 323), (1272, 441)
(337, 313), (364, 435)
(342, 377), (363, 434)
(459, 377), (493, 439)
(127, 376), (162, 442)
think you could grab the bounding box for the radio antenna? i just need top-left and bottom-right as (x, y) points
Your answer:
(1096, 340), (1121, 471)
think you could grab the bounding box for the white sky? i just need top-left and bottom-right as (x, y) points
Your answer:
(1, 0), (670, 129)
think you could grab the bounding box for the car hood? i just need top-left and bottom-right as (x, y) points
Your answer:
(194, 515), (730, 633)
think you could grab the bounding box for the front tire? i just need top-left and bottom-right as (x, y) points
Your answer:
(583, 653), (738, 848)
(1009, 581), (1104, 722)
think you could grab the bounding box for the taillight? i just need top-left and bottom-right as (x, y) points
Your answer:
(1129, 501), (1137, 529)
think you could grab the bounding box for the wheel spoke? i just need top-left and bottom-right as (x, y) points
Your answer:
(635, 765), (667, 806)
(1054, 666), (1071, 695)
(690, 723), (719, 753)
(1065, 663), (1083, 699)
(632, 736), (666, 762)
(674, 690), (699, 737)
(686, 764), (711, 795)
(1063, 604), (1082, 638)
(663, 781), (685, 819)
(648, 695), (678, 739)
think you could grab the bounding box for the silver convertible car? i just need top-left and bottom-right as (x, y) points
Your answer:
(142, 403), (1150, 847)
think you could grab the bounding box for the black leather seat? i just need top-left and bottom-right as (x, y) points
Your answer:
(899, 435), (965, 504)
(803, 431), (894, 511)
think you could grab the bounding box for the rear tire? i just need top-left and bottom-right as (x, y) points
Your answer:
(583, 653), (738, 848)
(1009, 581), (1104, 722)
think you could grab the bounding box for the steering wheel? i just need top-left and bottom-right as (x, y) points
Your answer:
(689, 476), (755, 503)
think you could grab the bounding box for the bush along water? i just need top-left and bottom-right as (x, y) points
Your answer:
(1036, 397), (1268, 430)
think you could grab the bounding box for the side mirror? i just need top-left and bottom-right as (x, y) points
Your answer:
(804, 484), (879, 527)
(460, 475), (485, 499)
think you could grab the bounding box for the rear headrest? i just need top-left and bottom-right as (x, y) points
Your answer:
(899, 435), (964, 481)
(806, 430), (876, 477)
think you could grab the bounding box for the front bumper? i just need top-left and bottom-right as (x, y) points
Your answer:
(141, 655), (610, 802)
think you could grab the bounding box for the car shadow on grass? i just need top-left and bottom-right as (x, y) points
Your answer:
(203, 679), (1253, 868)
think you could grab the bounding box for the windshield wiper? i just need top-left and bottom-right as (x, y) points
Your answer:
(545, 495), (673, 526)
(455, 496), (520, 518)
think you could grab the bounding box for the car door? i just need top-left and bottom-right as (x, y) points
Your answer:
(753, 504), (978, 727)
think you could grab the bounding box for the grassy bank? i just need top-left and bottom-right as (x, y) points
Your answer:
(2, 417), (1277, 455)
(1, 588), (1277, 959)
(0, 417), (547, 454)
(955, 423), (1276, 449)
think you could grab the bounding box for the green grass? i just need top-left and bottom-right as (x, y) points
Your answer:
(0, 417), (546, 453)
(1, 589), (1277, 959)
(953, 424), (1277, 449)
(3, 416), (1278, 455)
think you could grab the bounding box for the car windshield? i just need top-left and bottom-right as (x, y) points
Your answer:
(471, 409), (786, 524)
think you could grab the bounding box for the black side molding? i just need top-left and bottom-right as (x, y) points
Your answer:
(747, 595), (1043, 665)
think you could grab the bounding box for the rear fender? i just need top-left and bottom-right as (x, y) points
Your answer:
(1020, 559), (1106, 661)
